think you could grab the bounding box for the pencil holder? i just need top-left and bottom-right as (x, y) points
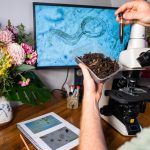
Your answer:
(67, 95), (79, 109)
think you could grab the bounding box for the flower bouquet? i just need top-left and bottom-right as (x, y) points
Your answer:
(0, 20), (51, 105)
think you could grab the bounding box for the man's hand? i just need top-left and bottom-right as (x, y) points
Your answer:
(115, 1), (150, 26)
(79, 63), (103, 102)
(79, 63), (107, 150)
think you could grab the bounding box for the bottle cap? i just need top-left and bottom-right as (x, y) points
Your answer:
(76, 85), (80, 89)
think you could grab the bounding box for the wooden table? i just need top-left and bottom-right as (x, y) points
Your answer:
(1, 92), (150, 150)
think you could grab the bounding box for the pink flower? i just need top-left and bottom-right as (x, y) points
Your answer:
(5, 25), (18, 41)
(26, 51), (38, 65)
(18, 78), (30, 87)
(21, 43), (33, 54)
(21, 43), (37, 65)
(7, 43), (25, 65)
(0, 30), (13, 44)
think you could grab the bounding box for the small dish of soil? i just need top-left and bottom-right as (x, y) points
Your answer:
(75, 53), (122, 83)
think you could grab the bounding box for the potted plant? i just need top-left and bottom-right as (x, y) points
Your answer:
(0, 21), (51, 125)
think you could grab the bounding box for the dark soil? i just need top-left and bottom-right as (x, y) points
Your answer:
(79, 53), (119, 79)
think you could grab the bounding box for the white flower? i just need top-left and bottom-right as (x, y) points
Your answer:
(7, 43), (25, 65)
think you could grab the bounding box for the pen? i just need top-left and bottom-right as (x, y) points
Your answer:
(118, 12), (124, 43)
(20, 134), (30, 150)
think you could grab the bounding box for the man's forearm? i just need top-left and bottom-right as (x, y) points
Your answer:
(79, 94), (107, 150)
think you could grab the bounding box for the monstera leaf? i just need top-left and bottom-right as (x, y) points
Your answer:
(15, 64), (35, 72)
(5, 71), (51, 105)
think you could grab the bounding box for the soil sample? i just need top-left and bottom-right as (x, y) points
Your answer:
(79, 53), (119, 79)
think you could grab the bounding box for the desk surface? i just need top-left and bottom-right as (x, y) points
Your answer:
(0, 93), (150, 150)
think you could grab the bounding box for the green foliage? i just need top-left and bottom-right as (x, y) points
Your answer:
(5, 72), (52, 105)
(15, 64), (35, 72)
(16, 24), (34, 46)
(0, 70), (14, 96)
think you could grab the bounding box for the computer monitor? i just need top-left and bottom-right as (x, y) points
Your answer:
(33, 3), (131, 68)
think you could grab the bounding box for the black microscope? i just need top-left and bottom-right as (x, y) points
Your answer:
(100, 69), (150, 136)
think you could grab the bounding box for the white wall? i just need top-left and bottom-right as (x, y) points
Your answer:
(0, 0), (128, 90)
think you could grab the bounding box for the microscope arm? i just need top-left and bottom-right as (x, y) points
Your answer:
(119, 24), (150, 68)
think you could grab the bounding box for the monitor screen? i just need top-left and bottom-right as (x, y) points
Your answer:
(33, 3), (131, 68)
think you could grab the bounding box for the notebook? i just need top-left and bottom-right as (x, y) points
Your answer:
(17, 112), (80, 150)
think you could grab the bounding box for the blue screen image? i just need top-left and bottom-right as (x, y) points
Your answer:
(34, 4), (131, 67)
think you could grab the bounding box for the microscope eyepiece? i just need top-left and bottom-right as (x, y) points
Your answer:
(137, 50), (150, 67)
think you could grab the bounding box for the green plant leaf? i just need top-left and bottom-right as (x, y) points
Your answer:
(5, 71), (51, 105)
(16, 23), (34, 46)
(16, 64), (35, 72)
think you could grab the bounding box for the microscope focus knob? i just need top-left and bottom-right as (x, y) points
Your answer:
(128, 79), (136, 93)
(100, 105), (112, 116)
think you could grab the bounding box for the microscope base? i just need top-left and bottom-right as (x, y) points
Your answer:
(101, 115), (142, 136)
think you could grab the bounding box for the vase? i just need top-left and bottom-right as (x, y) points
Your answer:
(0, 96), (13, 126)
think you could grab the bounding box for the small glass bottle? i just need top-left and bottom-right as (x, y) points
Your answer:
(67, 95), (79, 109)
